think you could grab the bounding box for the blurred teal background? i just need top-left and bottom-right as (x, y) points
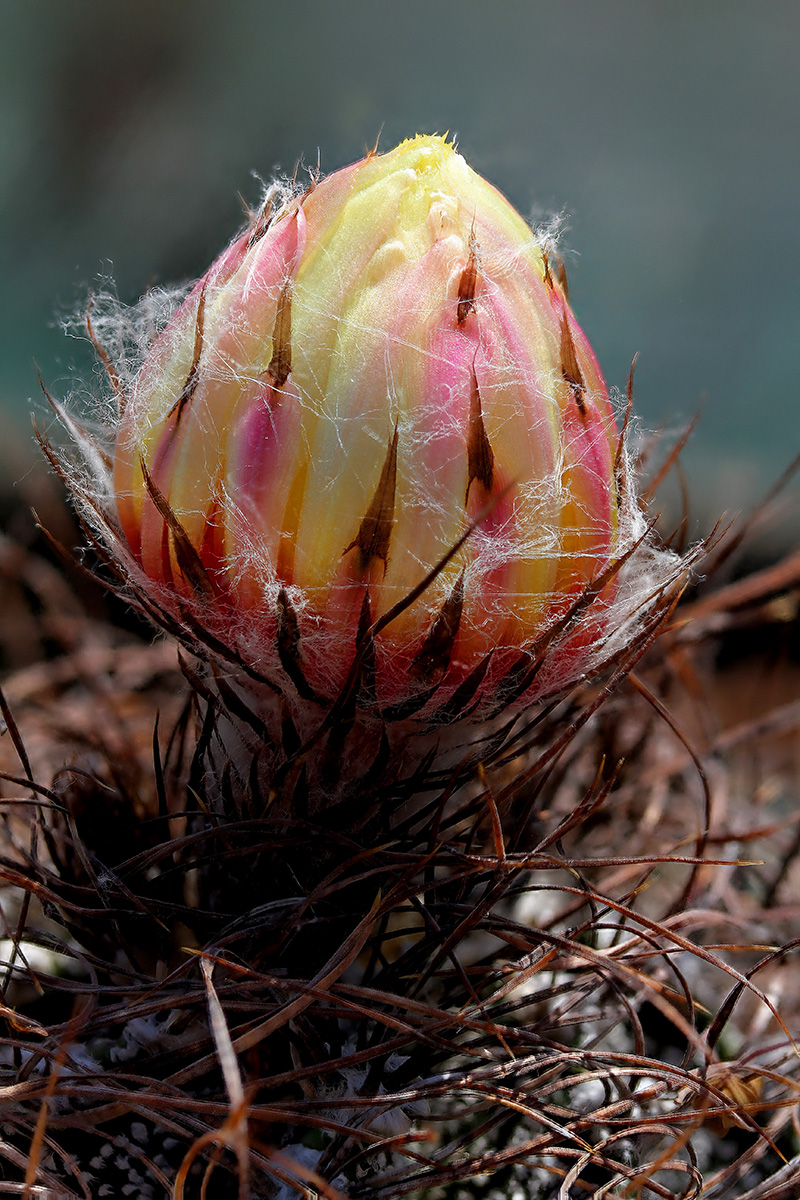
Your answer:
(2, 0), (798, 530)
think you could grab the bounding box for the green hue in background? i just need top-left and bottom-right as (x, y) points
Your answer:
(2, 0), (798, 529)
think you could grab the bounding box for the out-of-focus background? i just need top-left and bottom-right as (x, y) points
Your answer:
(2, 0), (798, 540)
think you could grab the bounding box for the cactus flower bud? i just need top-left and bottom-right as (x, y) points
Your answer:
(112, 136), (627, 728)
(52, 133), (686, 807)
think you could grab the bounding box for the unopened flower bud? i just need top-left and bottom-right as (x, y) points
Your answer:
(112, 135), (626, 728)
